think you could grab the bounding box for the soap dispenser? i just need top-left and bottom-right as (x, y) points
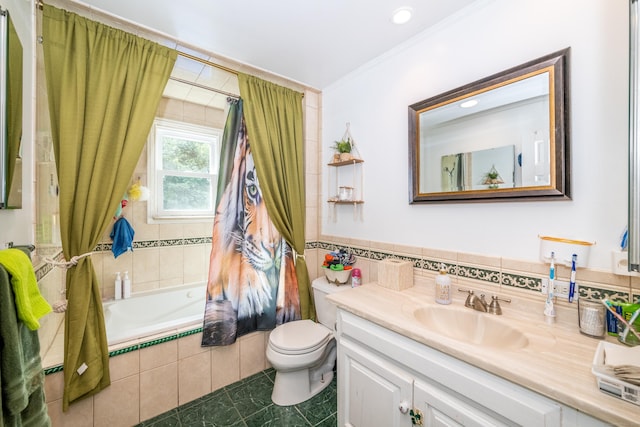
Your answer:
(435, 264), (451, 305)
(114, 272), (122, 300)
(123, 271), (131, 299)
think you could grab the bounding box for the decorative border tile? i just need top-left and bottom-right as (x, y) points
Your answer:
(501, 272), (541, 291)
(578, 285), (629, 303)
(43, 365), (63, 375)
(458, 265), (501, 284)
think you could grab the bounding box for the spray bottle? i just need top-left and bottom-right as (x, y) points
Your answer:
(351, 268), (362, 288)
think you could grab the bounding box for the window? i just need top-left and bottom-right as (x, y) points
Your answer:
(147, 118), (221, 221)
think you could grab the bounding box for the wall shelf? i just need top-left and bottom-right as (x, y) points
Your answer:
(327, 158), (364, 167)
(328, 200), (364, 205)
(327, 157), (364, 222)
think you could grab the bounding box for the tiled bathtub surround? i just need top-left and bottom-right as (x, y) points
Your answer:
(44, 329), (271, 426)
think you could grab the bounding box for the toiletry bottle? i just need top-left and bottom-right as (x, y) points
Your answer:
(435, 264), (451, 304)
(123, 271), (131, 298)
(114, 272), (122, 300)
(352, 268), (362, 288)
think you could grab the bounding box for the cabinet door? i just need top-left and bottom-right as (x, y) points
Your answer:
(339, 339), (413, 427)
(413, 379), (512, 427)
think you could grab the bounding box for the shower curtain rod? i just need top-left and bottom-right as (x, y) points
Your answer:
(169, 75), (239, 99)
(177, 51), (238, 77)
(177, 51), (304, 98)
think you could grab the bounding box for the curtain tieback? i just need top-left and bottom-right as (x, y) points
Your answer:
(44, 251), (94, 269)
(294, 251), (305, 266)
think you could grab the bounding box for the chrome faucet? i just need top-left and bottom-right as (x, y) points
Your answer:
(458, 289), (510, 315)
(471, 293), (489, 312)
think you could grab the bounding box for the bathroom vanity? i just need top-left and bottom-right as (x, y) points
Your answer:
(327, 281), (636, 427)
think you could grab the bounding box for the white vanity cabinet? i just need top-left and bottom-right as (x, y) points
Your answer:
(336, 309), (610, 427)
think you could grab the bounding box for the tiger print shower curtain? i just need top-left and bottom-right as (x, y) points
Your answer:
(202, 100), (301, 346)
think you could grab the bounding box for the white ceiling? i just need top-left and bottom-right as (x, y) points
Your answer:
(75, 0), (479, 91)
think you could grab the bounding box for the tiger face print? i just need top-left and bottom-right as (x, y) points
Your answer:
(206, 121), (282, 320)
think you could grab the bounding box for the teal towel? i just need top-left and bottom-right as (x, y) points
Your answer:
(0, 264), (52, 426)
(0, 249), (52, 330)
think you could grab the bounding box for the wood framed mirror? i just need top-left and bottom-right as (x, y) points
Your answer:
(408, 48), (570, 203)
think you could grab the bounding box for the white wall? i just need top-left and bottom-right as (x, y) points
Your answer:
(322, 0), (628, 271)
(0, 0), (35, 248)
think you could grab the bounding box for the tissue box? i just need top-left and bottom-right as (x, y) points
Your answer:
(378, 258), (414, 291)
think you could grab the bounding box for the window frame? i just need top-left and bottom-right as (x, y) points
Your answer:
(147, 118), (221, 223)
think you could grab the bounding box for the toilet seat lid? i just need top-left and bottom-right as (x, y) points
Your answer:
(269, 320), (332, 354)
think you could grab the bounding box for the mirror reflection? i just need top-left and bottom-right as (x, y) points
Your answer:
(0, 8), (23, 209)
(409, 48), (570, 203)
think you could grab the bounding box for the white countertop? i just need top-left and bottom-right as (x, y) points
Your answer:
(327, 279), (639, 427)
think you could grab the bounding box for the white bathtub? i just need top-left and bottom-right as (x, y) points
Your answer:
(103, 282), (206, 345)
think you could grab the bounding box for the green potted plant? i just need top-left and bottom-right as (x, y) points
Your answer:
(482, 165), (503, 189)
(332, 138), (352, 162)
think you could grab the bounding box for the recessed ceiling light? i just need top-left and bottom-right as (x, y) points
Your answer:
(460, 99), (478, 108)
(392, 7), (413, 25)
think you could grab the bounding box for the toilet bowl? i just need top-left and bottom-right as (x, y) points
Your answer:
(267, 319), (336, 406)
(267, 277), (349, 406)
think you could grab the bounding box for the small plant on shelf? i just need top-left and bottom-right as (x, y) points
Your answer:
(331, 138), (353, 162)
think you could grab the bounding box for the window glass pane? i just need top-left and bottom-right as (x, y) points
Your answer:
(161, 137), (211, 173)
(162, 175), (212, 210)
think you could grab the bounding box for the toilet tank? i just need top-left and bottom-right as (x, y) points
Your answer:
(312, 277), (351, 329)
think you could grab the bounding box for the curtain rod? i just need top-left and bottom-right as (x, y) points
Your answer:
(169, 76), (239, 99)
(177, 51), (304, 98)
(177, 51), (238, 77)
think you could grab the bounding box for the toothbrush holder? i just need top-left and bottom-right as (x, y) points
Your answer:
(578, 298), (605, 338)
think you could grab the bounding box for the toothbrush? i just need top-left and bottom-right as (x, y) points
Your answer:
(548, 251), (556, 300)
(568, 254), (577, 303)
(544, 252), (556, 318)
(602, 300), (640, 341)
(621, 307), (640, 342)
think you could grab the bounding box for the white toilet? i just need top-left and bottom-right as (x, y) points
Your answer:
(267, 276), (349, 406)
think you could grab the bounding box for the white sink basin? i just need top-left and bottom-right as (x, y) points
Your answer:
(413, 306), (531, 350)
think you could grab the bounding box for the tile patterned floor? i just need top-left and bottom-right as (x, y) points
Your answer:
(136, 368), (337, 427)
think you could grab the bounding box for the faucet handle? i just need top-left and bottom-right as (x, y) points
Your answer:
(458, 288), (474, 308)
(488, 295), (511, 315)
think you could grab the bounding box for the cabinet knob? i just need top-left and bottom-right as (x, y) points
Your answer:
(398, 400), (410, 414)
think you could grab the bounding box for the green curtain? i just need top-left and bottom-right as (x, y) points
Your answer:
(42, 5), (176, 410)
(237, 74), (314, 320)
